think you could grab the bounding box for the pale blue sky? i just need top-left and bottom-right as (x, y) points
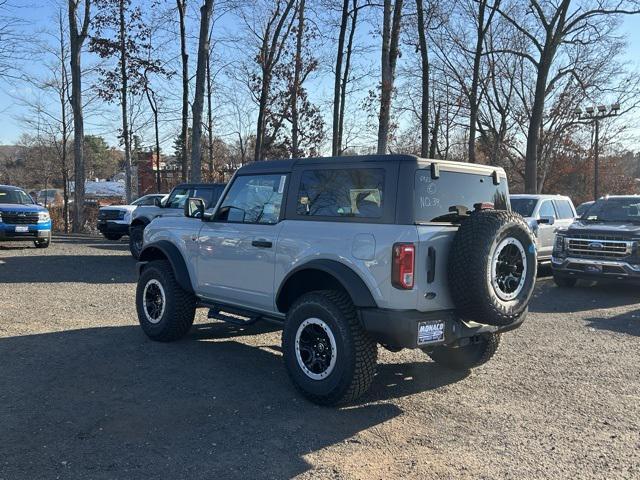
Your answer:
(0, 2), (639, 148)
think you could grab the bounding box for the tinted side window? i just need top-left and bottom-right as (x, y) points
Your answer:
(297, 169), (384, 218)
(538, 200), (556, 218)
(554, 200), (574, 219)
(191, 187), (217, 208)
(165, 188), (189, 209)
(217, 175), (286, 224)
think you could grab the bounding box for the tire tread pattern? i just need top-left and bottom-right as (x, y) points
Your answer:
(448, 210), (536, 326)
(284, 290), (377, 405)
(137, 260), (196, 342)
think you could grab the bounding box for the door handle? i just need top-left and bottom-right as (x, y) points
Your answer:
(251, 239), (272, 248)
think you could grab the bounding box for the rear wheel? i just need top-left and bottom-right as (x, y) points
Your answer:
(103, 233), (122, 241)
(136, 260), (196, 342)
(553, 274), (577, 288)
(282, 290), (377, 406)
(129, 224), (145, 259)
(425, 333), (501, 370)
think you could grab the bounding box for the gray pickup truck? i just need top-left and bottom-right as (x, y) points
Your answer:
(134, 155), (537, 405)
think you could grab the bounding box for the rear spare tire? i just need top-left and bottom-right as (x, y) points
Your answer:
(448, 209), (536, 326)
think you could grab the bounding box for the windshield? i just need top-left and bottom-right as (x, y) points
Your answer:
(414, 170), (509, 223)
(583, 198), (640, 223)
(510, 198), (537, 217)
(0, 188), (34, 205)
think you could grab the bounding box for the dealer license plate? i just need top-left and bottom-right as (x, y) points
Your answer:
(584, 264), (602, 274)
(15, 226), (29, 233)
(417, 321), (445, 345)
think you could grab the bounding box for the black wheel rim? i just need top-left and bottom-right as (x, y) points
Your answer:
(492, 237), (527, 301)
(295, 318), (337, 380)
(143, 279), (165, 323)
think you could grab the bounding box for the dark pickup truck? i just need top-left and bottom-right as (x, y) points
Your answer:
(552, 195), (640, 286)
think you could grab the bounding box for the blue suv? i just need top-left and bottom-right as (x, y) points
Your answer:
(0, 185), (52, 248)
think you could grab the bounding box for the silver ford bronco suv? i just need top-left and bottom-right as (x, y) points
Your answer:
(135, 155), (537, 405)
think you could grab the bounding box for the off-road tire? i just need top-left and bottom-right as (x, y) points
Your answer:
(103, 233), (123, 241)
(136, 260), (196, 342)
(425, 333), (501, 370)
(553, 274), (577, 288)
(448, 209), (537, 326)
(282, 290), (377, 406)
(34, 232), (51, 249)
(129, 224), (145, 259)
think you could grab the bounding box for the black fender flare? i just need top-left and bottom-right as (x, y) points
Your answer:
(277, 259), (377, 310)
(130, 217), (150, 228)
(138, 240), (194, 293)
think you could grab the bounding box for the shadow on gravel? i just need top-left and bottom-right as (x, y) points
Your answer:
(0, 323), (406, 480)
(365, 361), (469, 403)
(529, 279), (638, 314)
(0, 255), (136, 284)
(585, 308), (640, 337)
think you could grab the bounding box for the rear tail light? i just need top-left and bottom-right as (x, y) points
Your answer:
(392, 243), (415, 290)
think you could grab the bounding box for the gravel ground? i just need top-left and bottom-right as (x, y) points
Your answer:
(0, 234), (638, 480)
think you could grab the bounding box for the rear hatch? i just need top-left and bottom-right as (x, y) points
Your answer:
(411, 161), (509, 312)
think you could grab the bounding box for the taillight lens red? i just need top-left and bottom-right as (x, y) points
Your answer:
(392, 243), (415, 290)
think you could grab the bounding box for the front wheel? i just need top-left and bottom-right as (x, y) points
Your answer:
(129, 224), (145, 259)
(282, 290), (377, 406)
(34, 232), (51, 249)
(136, 260), (196, 342)
(425, 333), (501, 370)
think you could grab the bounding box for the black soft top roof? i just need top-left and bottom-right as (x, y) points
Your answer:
(173, 182), (226, 189)
(237, 154), (420, 174)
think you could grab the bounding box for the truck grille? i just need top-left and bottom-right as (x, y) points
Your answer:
(567, 235), (633, 258)
(99, 210), (125, 220)
(1, 212), (39, 224)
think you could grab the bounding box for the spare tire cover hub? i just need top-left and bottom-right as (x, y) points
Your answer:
(490, 237), (527, 301)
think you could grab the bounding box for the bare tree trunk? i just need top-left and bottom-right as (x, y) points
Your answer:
(68, 0), (90, 233)
(416, 0), (429, 157)
(59, 10), (70, 233)
(190, 0), (214, 183)
(291, 0), (305, 158)
(429, 102), (440, 159)
(206, 50), (214, 179)
(177, 0), (189, 181)
(524, 1), (568, 193)
(376, 0), (403, 155)
(468, 0), (500, 164)
(338, 0), (358, 155)
(332, 0), (349, 156)
(119, 0), (132, 202)
(254, 0), (297, 161)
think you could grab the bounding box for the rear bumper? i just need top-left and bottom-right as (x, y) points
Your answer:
(552, 255), (640, 282)
(359, 308), (525, 350)
(97, 220), (130, 235)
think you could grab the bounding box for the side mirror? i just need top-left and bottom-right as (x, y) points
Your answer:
(538, 216), (555, 226)
(153, 197), (163, 207)
(184, 197), (206, 219)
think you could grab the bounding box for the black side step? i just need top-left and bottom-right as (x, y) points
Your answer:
(207, 306), (261, 326)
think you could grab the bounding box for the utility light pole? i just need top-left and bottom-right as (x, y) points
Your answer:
(574, 103), (621, 201)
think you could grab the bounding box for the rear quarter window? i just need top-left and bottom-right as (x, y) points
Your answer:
(414, 170), (508, 223)
(554, 199), (575, 219)
(296, 168), (385, 219)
